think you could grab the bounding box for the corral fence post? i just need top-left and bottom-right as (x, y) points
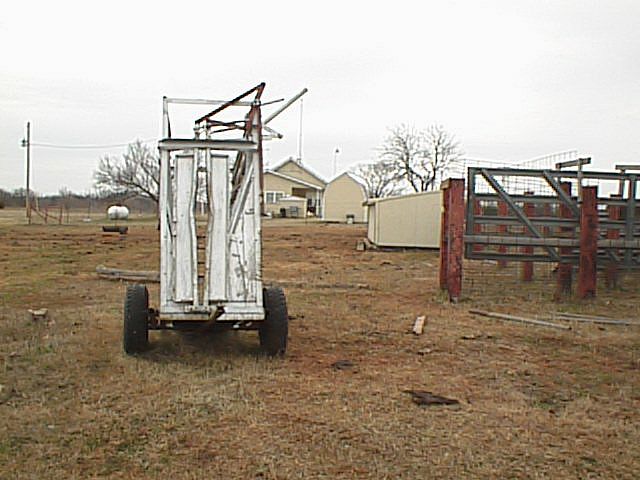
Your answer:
(439, 178), (465, 302)
(556, 182), (573, 297)
(578, 186), (598, 299)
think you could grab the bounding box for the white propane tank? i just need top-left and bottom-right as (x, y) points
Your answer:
(107, 205), (130, 220)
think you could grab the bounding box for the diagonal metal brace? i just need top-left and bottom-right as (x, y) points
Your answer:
(480, 169), (561, 262)
(541, 170), (580, 217)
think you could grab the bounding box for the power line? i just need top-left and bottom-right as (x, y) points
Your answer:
(29, 138), (156, 150)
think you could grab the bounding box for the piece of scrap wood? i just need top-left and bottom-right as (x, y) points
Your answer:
(28, 308), (48, 321)
(96, 265), (160, 283)
(404, 390), (459, 407)
(551, 312), (637, 326)
(412, 315), (426, 335)
(332, 360), (355, 370)
(469, 309), (570, 330)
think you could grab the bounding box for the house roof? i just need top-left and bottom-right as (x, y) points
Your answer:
(363, 189), (441, 207)
(327, 172), (368, 200)
(328, 171), (367, 189)
(269, 157), (326, 186)
(264, 170), (324, 190)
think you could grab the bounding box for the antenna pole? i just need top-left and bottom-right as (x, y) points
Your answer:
(23, 122), (32, 224)
(296, 99), (304, 161)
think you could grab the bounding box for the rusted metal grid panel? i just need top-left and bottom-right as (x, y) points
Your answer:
(464, 167), (640, 268)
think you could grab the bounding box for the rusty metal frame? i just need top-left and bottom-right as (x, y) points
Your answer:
(465, 167), (640, 267)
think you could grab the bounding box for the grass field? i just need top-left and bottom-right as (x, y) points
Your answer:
(0, 208), (639, 479)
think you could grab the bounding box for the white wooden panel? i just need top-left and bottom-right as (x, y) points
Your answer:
(252, 146), (263, 309)
(174, 154), (196, 302)
(207, 154), (228, 301)
(242, 177), (257, 302)
(159, 150), (171, 308)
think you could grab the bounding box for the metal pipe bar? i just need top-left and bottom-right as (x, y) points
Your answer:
(479, 169), (561, 261)
(263, 88), (308, 125)
(476, 167), (636, 181)
(166, 97), (255, 106)
(263, 125), (283, 139)
(195, 82), (265, 124)
(616, 164), (640, 171)
(473, 216), (626, 230)
(555, 157), (591, 169)
(467, 252), (570, 263)
(473, 216), (578, 227)
(206, 119), (246, 127)
(465, 234), (640, 249)
(542, 170), (580, 217)
(159, 138), (257, 152)
(465, 235), (579, 247)
(474, 193), (628, 207)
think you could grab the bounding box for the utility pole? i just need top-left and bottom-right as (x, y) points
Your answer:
(21, 122), (32, 224)
(333, 147), (340, 177)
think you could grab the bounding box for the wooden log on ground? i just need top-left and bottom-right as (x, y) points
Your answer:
(469, 309), (571, 330)
(96, 265), (160, 283)
(550, 312), (637, 326)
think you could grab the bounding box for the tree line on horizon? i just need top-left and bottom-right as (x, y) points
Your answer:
(1, 124), (461, 210)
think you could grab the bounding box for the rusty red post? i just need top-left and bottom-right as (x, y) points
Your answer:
(439, 184), (451, 291)
(497, 201), (508, 268)
(556, 182), (573, 297)
(521, 192), (534, 282)
(578, 186), (598, 299)
(445, 179), (465, 302)
(605, 195), (621, 289)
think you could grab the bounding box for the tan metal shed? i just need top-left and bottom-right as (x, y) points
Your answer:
(323, 172), (367, 223)
(365, 190), (442, 248)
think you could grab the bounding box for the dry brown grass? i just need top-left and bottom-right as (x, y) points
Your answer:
(0, 208), (639, 479)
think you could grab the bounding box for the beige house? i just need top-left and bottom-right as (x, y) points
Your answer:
(263, 158), (326, 218)
(365, 190), (442, 248)
(322, 172), (368, 223)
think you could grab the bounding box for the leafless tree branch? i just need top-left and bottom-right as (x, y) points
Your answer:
(380, 124), (462, 192)
(93, 140), (159, 204)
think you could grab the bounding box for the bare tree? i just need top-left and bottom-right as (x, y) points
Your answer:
(381, 124), (461, 192)
(351, 160), (403, 198)
(94, 140), (159, 204)
(58, 187), (73, 209)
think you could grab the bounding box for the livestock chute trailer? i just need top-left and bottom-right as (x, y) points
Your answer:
(123, 83), (307, 356)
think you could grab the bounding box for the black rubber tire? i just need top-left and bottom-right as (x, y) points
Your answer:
(260, 287), (288, 356)
(123, 284), (149, 354)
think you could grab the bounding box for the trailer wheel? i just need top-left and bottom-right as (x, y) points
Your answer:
(260, 287), (288, 356)
(123, 284), (149, 354)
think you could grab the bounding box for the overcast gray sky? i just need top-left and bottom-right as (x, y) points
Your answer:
(1, 0), (639, 194)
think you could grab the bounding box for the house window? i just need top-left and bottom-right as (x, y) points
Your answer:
(265, 191), (285, 204)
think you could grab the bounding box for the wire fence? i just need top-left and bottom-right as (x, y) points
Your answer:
(448, 150), (579, 197)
